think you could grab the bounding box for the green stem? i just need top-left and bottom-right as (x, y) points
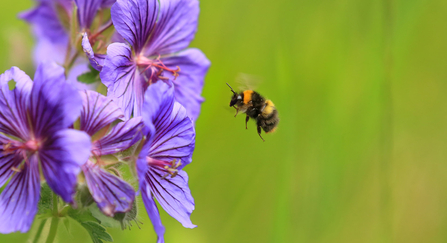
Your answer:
(65, 52), (80, 74)
(45, 193), (59, 243)
(32, 219), (47, 243)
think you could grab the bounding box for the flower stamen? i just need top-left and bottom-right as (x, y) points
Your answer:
(161, 159), (182, 180)
(136, 55), (181, 82)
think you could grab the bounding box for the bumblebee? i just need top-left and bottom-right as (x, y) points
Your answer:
(227, 83), (279, 141)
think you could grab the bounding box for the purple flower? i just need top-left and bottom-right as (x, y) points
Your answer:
(79, 90), (143, 216)
(20, 0), (116, 84)
(99, 0), (210, 121)
(0, 63), (91, 233)
(137, 81), (196, 242)
(75, 0), (116, 30)
(19, 0), (71, 64)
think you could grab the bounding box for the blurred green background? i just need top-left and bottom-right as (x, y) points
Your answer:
(2, 0), (447, 242)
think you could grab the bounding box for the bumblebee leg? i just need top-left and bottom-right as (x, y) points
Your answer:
(257, 125), (265, 142)
(233, 106), (239, 117)
(245, 115), (250, 129)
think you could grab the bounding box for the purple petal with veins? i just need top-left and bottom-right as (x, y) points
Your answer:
(75, 0), (103, 29)
(82, 160), (135, 216)
(140, 181), (165, 243)
(0, 156), (40, 234)
(0, 135), (22, 188)
(80, 90), (124, 136)
(148, 168), (195, 228)
(137, 81), (196, 239)
(111, 0), (159, 54)
(161, 48), (210, 122)
(142, 82), (195, 169)
(143, 0), (199, 56)
(29, 62), (83, 138)
(100, 43), (146, 119)
(93, 117), (143, 155)
(0, 67), (33, 139)
(40, 129), (91, 203)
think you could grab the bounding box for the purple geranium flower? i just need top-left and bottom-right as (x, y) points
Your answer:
(79, 90), (143, 216)
(0, 63), (91, 233)
(98, 0), (210, 121)
(137, 81), (196, 242)
(19, 0), (72, 64)
(20, 0), (116, 85)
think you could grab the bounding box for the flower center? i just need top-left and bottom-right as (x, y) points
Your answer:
(136, 55), (180, 83)
(3, 139), (41, 154)
(2, 139), (41, 172)
(147, 157), (182, 179)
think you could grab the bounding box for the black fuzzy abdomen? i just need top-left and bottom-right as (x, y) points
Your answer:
(257, 109), (279, 133)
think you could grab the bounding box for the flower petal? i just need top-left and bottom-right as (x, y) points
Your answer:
(0, 135), (22, 188)
(40, 129), (91, 203)
(151, 103), (195, 169)
(100, 43), (145, 119)
(94, 117), (144, 155)
(142, 80), (174, 128)
(75, 0), (103, 29)
(0, 67), (33, 139)
(33, 38), (68, 66)
(161, 48), (210, 122)
(144, 0), (199, 56)
(80, 90), (124, 136)
(111, 0), (159, 54)
(142, 81), (195, 168)
(19, 1), (68, 45)
(82, 33), (106, 71)
(140, 181), (166, 243)
(102, 0), (116, 8)
(0, 66), (33, 89)
(30, 62), (83, 138)
(82, 160), (135, 216)
(147, 167), (195, 228)
(0, 156), (40, 233)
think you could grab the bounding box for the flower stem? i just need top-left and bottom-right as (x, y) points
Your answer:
(45, 193), (59, 243)
(32, 219), (47, 243)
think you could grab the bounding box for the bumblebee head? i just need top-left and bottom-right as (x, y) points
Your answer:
(230, 93), (242, 107)
(227, 83), (240, 107)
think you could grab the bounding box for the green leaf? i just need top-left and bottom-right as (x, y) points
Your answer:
(67, 206), (113, 243)
(67, 206), (98, 223)
(78, 65), (100, 84)
(81, 221), (114, 243)
(63, 217), (71, 235)
(37, 183), (53, 215)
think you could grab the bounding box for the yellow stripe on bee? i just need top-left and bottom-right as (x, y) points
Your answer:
(262, 100), (275, 116)
(243, 90), (253, 104)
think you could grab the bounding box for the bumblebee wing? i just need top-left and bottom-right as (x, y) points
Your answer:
(235, 73), (263, 91)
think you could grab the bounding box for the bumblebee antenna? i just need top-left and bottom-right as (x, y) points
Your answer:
(226, 83), (237, 94)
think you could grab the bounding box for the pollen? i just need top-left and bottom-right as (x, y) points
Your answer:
(161, 159), (182, 179)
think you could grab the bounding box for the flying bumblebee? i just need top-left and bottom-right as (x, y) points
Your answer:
(227, 83), (279, 141)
